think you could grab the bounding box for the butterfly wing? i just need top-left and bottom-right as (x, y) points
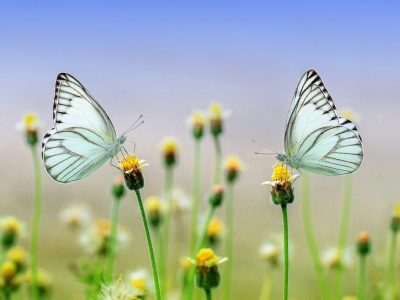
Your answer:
(284, 70), (363, 175)
(42, 73), (117, 183)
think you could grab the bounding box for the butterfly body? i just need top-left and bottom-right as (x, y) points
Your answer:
(280, 70), (363, 176)
(42, 73), (127, 183)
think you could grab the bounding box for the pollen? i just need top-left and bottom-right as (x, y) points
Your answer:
(119, 155), (143, 174)
(196, 248), (219, 267)
(271, 163), (292, 182)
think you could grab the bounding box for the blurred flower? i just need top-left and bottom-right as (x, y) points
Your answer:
(188, 111), (206, 140)
(357, 231), (371, 256)
(7, 246), (28, 272)
(208, 102), (229, 137)
(224, 156), (242, 184)
(128, 269), (152, 296)
(180, 257), (192, 273)
(207, 218), (224, 246)
(262, 164), (299, 206)
(80, 219), (130, 256)
(208, 185), (224, 208)
(160, 137), (179, 168)
(193, 248), (227, 290)
(59, 204), (91, 231)
(391, 203), (400, 233)
(171, 188), (191, 215)
(25, 268), (52, 298)
(98, 278), (143, 300)
(341, 109), (360, 123)
(0, 217), (25, 249)
(259, 241), (281, 268)
(342, 297), (357, 300)
(119, 155), (147, 191)
(16, 113), (42, 146)
(112, 175), (126, 200)
(145, 196), (163, 228)
(322, 247), (353, 270)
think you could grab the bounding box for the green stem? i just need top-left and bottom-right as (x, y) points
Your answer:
(135, 190), (162, 300)
(189, 140), (202, 257)
(160, 167), (173, 296)
(358, 255), (367, 300)
(301, 173), (330, 300)
(222, 183), (234, 300)
(204, 288), (212, 300)
(30, 146), (42, 300)
(106, 197), (122, 281)
(259, 269), (273, 300)
(388, 230), (398, 298)
(213, 136), (222, 185)
(333, 175), (353, 299)
(185, 206), (217, 300)
(281, 205), (289, 300)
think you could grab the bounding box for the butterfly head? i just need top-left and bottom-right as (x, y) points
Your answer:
(117, 135), (127, 145)
(276, 153), (287, 163)
(276, 153), (301, 171)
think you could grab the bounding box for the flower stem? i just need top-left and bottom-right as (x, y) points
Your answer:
(259, 269), (273, 300)
(135, 190), (162, 300)
(213, 136), (222, 185)
(30, 146), (42, 300)
(189, 139), (202, 258)
(204, 288), (212, 300)
(106, 196), (122, 281)
(160, 166), (173, 295)
(301, 173), (330, 300)
(333, 175), (353, 299)
(357, 255), (367, 300)
(388, 229), (398, 298)
(222, 182), (234, 300)
(281, 204), (289, 300)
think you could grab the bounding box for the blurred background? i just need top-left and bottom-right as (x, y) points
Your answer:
(1, 1), (400, 299)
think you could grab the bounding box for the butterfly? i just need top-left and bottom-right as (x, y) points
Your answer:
(276, 69), (363, 175)
(42, 73), (137, 183)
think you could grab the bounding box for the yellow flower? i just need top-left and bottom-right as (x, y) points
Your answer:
(208, 102), (228, 137)
(128, 269), (151, 294)
(262, 164), (299, 206)
(160, 137), (178, 167)
(180, 257), (192, 272)
(1, 261), (16, 281)
(207, 218), (223, 242)
(145, 196), (163, 228)
(99, 277), (142, 300)
(119, 155), (147, 191)
(341, 109), (360, 123)
(25, 269), (53, 296)
(391, 204), (400, 232)
(189, 111), (206, 139)
(196, 248), (227, 268)
(0, 217), (25, 249)
(322, 247), (353, 270)
(7, 246), (28, 271)
(17, 113), (41, 146)
(224, 155), (242, 183)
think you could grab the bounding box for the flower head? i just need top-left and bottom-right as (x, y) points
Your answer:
(207, 218), (224, 245)
(208, 185), (224, 208)
(98, 277), (143, 300)
(145, 196), (163, 228)
(7, 246), (28, 272)
(59, 204), (91, 231)
(80, 218), (130, 256)
(208, 102), (229, 137)
(262, 164), (299, 206)
(391, 204), (400, 232)
(17, 113), (41, 146)
(224, 155), (242, 183)
(193, 248), (227, 290)
(160, 137), (179, 168)
(322, 247), (353, 270)
(357, 231), (371, 256)
(0, 217), (25, 249)
(119, 155), (147, 191)
(128, 269), (152, 295)
(112, 175), (126, 200)
(25, 268), (52, 297)
(189, 111), (206, 140)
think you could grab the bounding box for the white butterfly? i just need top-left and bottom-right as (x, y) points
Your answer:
(276, 69), (363, 175)
(42, 73), (131, 183)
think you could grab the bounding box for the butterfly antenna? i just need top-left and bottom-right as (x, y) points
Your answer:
(123, 115), (144, 135)
(254, 151), (276, 156)
(251, 139), (278, 155)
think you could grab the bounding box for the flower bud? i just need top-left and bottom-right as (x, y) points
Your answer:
(208, 185), (224, 208)
(208, 103), (225, 137)
(194, 248), (226, 290)
(390, 204), (400, 233)
(145, 196), (163, 228)
(224, 156), (242, 184)
(160, 137), (178, 168)
(119, 155), (146, 191)
(112, 175), (126, 200)
(357, 231), (371, 256)
(17, 113), (41, 146)
(207, 218), (223, 246)
(190, 111), (206, 140)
